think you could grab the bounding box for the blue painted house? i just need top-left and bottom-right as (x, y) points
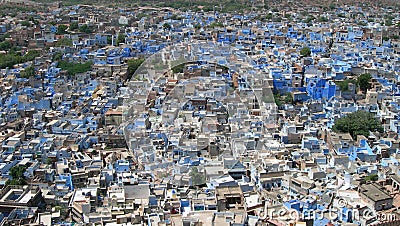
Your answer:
(306, 78), (336, 100)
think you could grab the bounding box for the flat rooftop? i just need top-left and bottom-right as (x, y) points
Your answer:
(361, 183), (392, 202)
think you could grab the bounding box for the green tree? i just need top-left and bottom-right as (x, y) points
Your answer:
(54, 206), (68, 219)
(319, 16), (328, 22)
(136, 13), (147, 20)
(0, 34), (8, 42)
(28, 16), (37, 23)
(91, 149), (99, 156)
(20, 20), (31, 27)
(6, 165), (27, 186)
(23, 50), (40, 61)
(362, 174), (378, 183)
(162, 23), (172, 30)
(127, 58), (145, 77)
(0, 40), (11, 51)
(357, 21), (367, 26)
(274, 93), (283, 107)
(300, 11), (308, 16)
(209, 22), (223, 28)
(57, 24), (69, 35)
(332, 110), (383, 139)
(300, 46), (311, 57)
(357, 73), (372, 92)
(189, 167), (206, 186)
(69, 22), (78, 31)
(172, 63), (185, 74)
(284, 93), (293, 104)
(273, 93), (293, 106)
(305, 16), (315, 23)
(0, 50), (39, 69)
(53, 52), (63, 61)
(273, 17), (282, 22)
(336, 79), (356, 91)
(20, 66), (35, 78)
(79, 24), (91, 33)
(116, 33), (126, 45)
(58, 61), (92, 75)
(55, 37), (73, 47)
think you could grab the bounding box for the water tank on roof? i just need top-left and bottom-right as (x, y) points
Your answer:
(344, 172), (352, 187)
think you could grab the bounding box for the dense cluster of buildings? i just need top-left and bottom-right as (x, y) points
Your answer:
(0, 0), (400, 225)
